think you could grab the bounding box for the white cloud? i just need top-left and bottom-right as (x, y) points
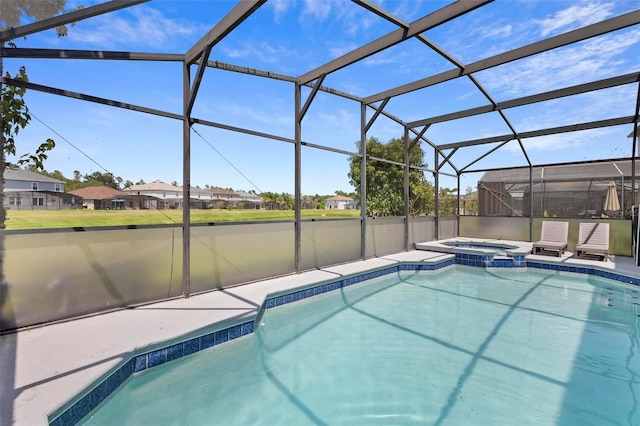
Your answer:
(327, 42), (359, 59)
(317, 109), (356, 130)
(302, 0), (332, 21)
(477, 28), (640, 98)
(480, 24), (513, 39)
(269, 0), (291, 22)
(536, 2), (615, 37)
(64, 5), (204, 49)
(219, 41), (297, 65)
(388, 0), (426, 22)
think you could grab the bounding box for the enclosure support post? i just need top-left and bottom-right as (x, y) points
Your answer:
(456, 174), (461, 238)
(294, 84), (302, 272)
(403, 126), (410, 251)
(529, 166), (533, 242)
(633, 83), (640, 207)
(434, 149), (439, 241)
(182, 63), (191, 298)
(360, 102), (367, 259)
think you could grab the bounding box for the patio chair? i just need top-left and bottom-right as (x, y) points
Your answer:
(533, 221), (569, 256)
(575, 222), (610, 261)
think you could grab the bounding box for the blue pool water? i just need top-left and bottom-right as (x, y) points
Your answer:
(83, 267), (639, 425)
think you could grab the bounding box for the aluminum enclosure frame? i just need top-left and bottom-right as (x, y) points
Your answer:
(1, 0), (639, 300)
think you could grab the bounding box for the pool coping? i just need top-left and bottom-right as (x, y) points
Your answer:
(2, 249), (639, 425)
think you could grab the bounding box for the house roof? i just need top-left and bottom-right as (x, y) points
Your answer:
(123, 180), (180, 192)
(4, 168), (64, 184)
(68, 186), (128, 200)
(326, 195), (354, 201)
(209, 187), (238, 196)
(236, 190), (260, 198)
(480, 159), (635, 184)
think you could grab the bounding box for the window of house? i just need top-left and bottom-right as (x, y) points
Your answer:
(9, 197), (19, 205)
(32, 197), (44, 206)
(54, 183), (62, 192)
(32, 182), (38, 191)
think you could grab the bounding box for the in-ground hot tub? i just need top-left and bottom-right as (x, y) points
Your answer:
(415, 238), (532, 267)
(416, 238), (532, 257)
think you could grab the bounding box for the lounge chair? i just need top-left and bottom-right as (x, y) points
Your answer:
(533, 221), (569, 256)
(575, 222), (610, 261)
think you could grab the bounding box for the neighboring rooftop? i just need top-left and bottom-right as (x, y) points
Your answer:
(3, 168), (64, 184)
(68, 186), (128, 199)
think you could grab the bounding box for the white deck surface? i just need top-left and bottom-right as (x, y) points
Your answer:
(2, 249), (639, 425)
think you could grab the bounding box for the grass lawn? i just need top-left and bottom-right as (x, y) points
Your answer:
(5, 208), (360, 230)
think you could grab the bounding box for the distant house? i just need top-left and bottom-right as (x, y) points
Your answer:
(324, 195), (354, 210)
(188, 186), (215, 209)
(3, 168), (77, 210)
(208, 187), (239, 209)
(123, 180), (182, 209)
(235, 190), (263, 209)
(68, 186), (132, 210)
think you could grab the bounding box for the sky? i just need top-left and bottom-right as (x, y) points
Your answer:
(2, 0), (639, 195)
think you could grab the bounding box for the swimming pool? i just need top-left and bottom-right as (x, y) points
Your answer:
(78, 266), (639, 425)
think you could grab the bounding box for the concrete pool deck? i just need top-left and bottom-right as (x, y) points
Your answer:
(2, 249), (639, 425)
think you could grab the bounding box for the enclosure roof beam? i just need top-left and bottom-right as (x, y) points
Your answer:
(0, 76), (182, 120)
(0, 0), (150, 42)
(298, 75), (326, 122)
(439, 116), (635, 150)
(352, 0), (409, 29)
(365, 10), (640, 104)
(185, 0), (265, 65)
(364, 98), (390, 133)
(408, 125), (428, 152)
(298, 0), (491, 86)
(186, 48), (212, 117)
(192, 118), (364, 159)
(438, 148), (458, 170)
(0, 47), (183, 61)
(459, 141), (511, 173)
(205, 60), (364, 103)
(185, 1), (266, 116)
(407, 72), (640, 128)
(465, 156), (636, 176)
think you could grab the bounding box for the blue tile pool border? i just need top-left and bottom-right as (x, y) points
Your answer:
(453, 252), (527, 268)
(48, 257), (639, 425)
(48, 320), (255, 426)
(526, 260), (640, 286)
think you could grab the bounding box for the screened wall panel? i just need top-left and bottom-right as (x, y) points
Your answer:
(459, 216), (531, 241)
(365, 217), (405, 258)
(438, 217), (458, 239)
(409, 216), (435, 245)
(300, 219), (361, 271)
(189, 222), (295, 292)
(1, 226), (182, 331)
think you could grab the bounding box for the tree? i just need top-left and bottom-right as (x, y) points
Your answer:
(83, 171), (121, 189)
(438, 187), (457, 215)
(348, 136), (434, 216)
(463, 186), (478, 216)
(260, 191), (277, 210)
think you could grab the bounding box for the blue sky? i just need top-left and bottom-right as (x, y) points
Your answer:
(3, 0), (639, 195)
